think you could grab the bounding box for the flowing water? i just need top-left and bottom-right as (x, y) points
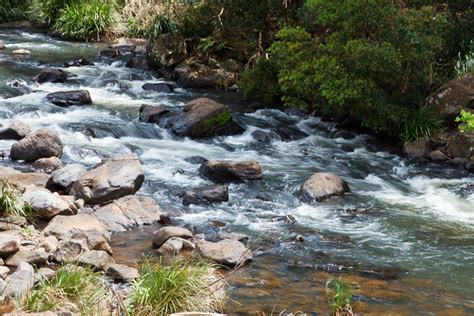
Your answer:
(1, 30), (473, 315)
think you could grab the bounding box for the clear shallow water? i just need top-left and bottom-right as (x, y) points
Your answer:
(1, 30), (473, 315)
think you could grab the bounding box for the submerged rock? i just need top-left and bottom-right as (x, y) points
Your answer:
(94, 195), (165, 232)
(33, 67), (75, 84)
(301, 172), (350, 202)
(10, 128), (63, 162)
(0, 121), (31, 140)
(170, 98), (244, 138)
(182, 184), (229, 206)
(200, 160), (263, 182)
(71, 154), (144, 204)
(196, 239), (252, 268)
(251, 130), (281, 143)
(46, 90), (92, 107)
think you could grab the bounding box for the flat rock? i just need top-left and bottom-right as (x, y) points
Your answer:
(10, 128), (62, 162)
(70, 154), (144, 204)
(4, 172), (50, 191)
(43, 214), (109, 241)
(152, 226), (193, 247)
(5, 248), (49, 267)
(46, 164), (87, 193)
(33, 67), (75, 84)
(196, 239), (251, 268)
(106, 263), (139, 282)
(22, 190), (74, 219)
(301, 172), (350, 202)
(200, 160), (263, 182)
(0, 121), (31, 140)
(77, 250), (114, 271)
(46, 90), (92, 107)
(95, 195), (165, 232)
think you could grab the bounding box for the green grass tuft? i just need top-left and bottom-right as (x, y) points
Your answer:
(0, 180), (32, 218)
(129, 258), (227, 316)
(325, 278), (356, 316)
(401, 106), (442, 144)
(22, 264), (107, 314)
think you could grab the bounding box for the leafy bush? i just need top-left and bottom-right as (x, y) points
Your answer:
(239, 57), (281, 105)
(401, 106), (442, 143)
(456, 109), (474, 133)
(0, 0), (31, 23)
(23, 264), (107, 314)
(0, 180), (32, 218)
(53, 0), (115, 41)
(129, 259), (226, 315)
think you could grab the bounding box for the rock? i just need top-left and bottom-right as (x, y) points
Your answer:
(138, 105), (170, 124)
(22, 190), (75, 219)
(251, 130), (281, 143)
(99, 79), (129, 90)
(182, 184), (229, 206)
(147, 32), (187, 68)
(46, 90), (92, 107)
(70, 154), (144, 204)
(4, 262), (34, 297)
(142, 83), (175, 93)
(94, 195), (165, 232)
(43, 214), (109, 241)
(446, 131), (474, 160)
(152, 226), (193, 247)
(64, 58), (93, 67)
(32, 156), (62, 172)
(5, 172), (51, 191)
(36, 267), (55, 280)
(175, 61), (237, 89)
(71, 230), (112, 255)
(427, 73), (474, 126)
(6, 78), (32, 95)
(0, 40), (4, 49)
(77, 250), (114, 271)
(52, 240), (87, 263)
(0, 234), (20, 258)
(184, 156), (208, 165)
(196, 239), (251, 268)
(46, 164), (87, 193)
(429, 150), (448, 161)
(106, 263), (139, 282)
(10, 128), (62, 162)
(39, 236), (59, 253)
(0, 266), (10, 279)
(403, 137), (431, 158)
(199, 160), (263, 182)
(0, 121), (31, 140)
(12, 49), (31, 55)
(301, 172), (350, 202)
(170, 98), (244, 138)
(218, 232), (250, 244)
(5, 248), (49, 267)
(158, 238), (183, 255)
(33, 68), (75, 84)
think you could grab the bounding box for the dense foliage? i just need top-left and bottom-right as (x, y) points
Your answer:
(0, 0), (30, 23)
(456, 110), (474, 133)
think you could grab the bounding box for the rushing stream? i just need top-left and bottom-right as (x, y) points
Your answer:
(1, 30), (473, 315)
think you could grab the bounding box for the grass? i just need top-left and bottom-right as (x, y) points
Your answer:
(22, 264), (107, 314)
(0, 0), (31, 23)
(401, 106), (442, 144)
(0, 180), (32, 218)
(129, 258), (227, 316)
(325, 278), (355, 316)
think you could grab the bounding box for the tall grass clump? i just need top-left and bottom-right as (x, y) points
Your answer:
(129, 258), (227, 315)
(0, 0), (31, 23)
(22, 264), (107, 314)
(401, 106), (442, 144)
(325, 278), (356, 316)
(53, 0), (116, 41)
(0, 180), (31, 218)
(29, 0), (76, 25)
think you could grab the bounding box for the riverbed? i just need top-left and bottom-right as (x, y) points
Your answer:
(1, 29), (473, 315)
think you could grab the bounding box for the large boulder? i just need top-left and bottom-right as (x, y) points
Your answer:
(70, 154), (144, 204)
(33, 67), (75, 84)
(10, 128), (62, 162)
(182, 184), (229, 206)
(94, 195), (165, 232)
(46, 164), (88, 193)
(43, 214), (110, 241)
(301, 172), (350, 202)
(46, 90), (92, 107)
(170, 98), (244, 138)
(199, 160), (263, 182)
(426, 73), (474, 126)
(403, 137), (432, 158)
(22, 190), (75, 219)
(196, 239), (251, 268)
(0, 121), (31, 140)
(147, 32), (187, 69)
(446, 131), (474, 160)
(152, 226), (193, 247)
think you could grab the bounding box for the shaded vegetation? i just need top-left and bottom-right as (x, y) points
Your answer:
(0, 0), (30, 23)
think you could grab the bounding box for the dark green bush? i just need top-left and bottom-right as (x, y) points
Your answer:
(53, 0), (115, 41)
(29, 0), (76, 25)
(0, 0), (31, 23)
(239, 57), (280, 105)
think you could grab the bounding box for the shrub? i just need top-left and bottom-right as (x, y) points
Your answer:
(0, 0), (30, 23)
(456, 109), (474, 133)
(240, 57), (281, 105)
(22, 264), (107, 314)
(401, 106), (442, 143)
(325, 278), (356, 316)
(129, 259), (227, 315)
(145, 14), (177, 40)
(53, 0), (115, 41)
(0, 180), (32, 218)
(29, 0), (76, 26)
